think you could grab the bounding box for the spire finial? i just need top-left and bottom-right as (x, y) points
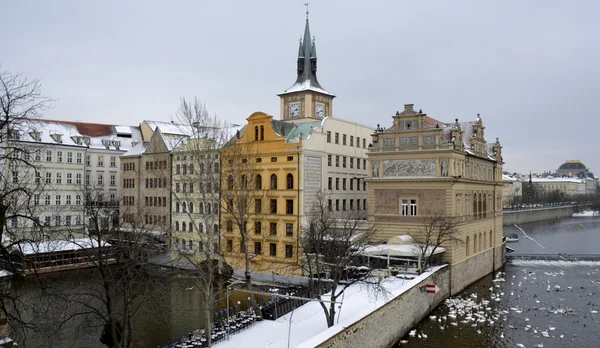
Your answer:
(304, 2), (309, 19)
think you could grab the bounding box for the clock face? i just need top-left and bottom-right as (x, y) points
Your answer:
(315, 104), (325, 118)
(289, 103), (300, 118)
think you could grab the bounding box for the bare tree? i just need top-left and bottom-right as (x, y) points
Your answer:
(220, 124), (270, 313)
(170, 98), (232, 347)
(21, 185), (171, 348)
(300, 190), (384, 328)
(0, 66), (53, 340)
(413, 209), (462, 273)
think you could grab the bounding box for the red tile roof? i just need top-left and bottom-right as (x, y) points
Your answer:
(39, 119), (115, 137)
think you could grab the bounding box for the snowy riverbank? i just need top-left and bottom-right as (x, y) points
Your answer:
(214, 267), (444, 348)
(572, 210), (599, 217)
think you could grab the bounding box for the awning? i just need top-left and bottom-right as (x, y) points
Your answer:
(361, 244), (445, 258)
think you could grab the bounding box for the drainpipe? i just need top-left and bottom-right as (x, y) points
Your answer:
(492, 162), (497, 273)
(296, 147), (301, 268)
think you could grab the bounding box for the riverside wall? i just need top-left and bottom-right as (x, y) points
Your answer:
(502, 206), (577, 225)
(313, 266), (451, 348)
(312, 245), (505, 348)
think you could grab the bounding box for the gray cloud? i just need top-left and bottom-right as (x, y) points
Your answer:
(2, 0), (598, 174)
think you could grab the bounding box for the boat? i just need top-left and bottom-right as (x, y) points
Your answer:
(505, 233), (519, 243)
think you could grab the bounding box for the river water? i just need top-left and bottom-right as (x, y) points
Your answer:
(397, 214), (600, 348)
(11, 269), (260, 348)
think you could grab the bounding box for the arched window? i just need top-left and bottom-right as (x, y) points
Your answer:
(182, 239), (186, 249)
(182, 222), (186, 232)
(199, 223), (204, 233)
(189, 222), (193, 232)
(213, 224), (219, 234)
(189, 202), (194, 213)
(270, 174), (277, 189)
(182, 202), (187, 213)
(256, 174), (262, 189)
(479, 232), (483, 251)
(260, 125), (264, 140)
(206, 203), (212, 214)
(214, 162), (219, 173)
(472, 193), (477, 217)
(474, 234), (478, 253)
(227, 175), (233, 190)
(483, 193), (487, 218)
(286, 173), (294, 189)
(483, 231), (487, 249)
(241, 175), (247, 189)
(466, 236), (470, 256)
(189, 240), (193, 250)
(175, 221), (179, 231)
(255, 126), (259, 141)
(199, 202), (204, 214)
(199, 241), (204, 251)
(189, 164), (194, 174)
(176, 202), (180, 213)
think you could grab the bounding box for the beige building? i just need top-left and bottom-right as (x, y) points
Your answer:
(120, 126), (186, 243)
(502, 173), (522, 208)
(367, 105), (505, 294)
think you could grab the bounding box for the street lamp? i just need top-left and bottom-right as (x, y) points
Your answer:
(226, 286), (231, 340)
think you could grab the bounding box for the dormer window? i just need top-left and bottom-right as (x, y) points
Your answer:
(29, 131), (41, 141)
(50, 132), (63, 143)
(82, 136), (91, 146)
(112, 140), (121, 150)
(71, 135), (83, 145)
(102, 139), (111, 149)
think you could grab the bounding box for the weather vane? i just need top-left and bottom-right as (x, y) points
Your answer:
(304, 2), (309, 19)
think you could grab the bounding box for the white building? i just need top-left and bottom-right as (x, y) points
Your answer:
(5, 119), (141, 241)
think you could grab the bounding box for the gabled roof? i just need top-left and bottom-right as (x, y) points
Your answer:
(143, 120), (189, 136)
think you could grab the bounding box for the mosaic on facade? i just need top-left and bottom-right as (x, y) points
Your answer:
(382, 159), (436, 177)
(399, 136), (418, 146)
(423, 135), (436, 145)
(383, 137), (395, 148)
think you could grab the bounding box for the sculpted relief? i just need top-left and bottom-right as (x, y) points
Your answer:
(383, 159), (436, 177)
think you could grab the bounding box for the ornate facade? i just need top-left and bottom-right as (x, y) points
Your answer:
(367, 104), (505, 293)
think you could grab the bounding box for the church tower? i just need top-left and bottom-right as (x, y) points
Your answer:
(278, 11), (335, 121)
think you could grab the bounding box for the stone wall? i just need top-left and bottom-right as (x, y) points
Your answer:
(503, 206), (576, 225)
(313, 266), (451, 348)
(449, 245), (504, 295)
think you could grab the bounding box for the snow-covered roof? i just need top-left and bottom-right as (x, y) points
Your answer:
(502, 174), (520, 181)
(530, 177), (584, 183)
(13, 119), (141, 151)
(144, 120), (189, 136)
(361, 243), (445, 258)
(280, 79), (334, 97)
(14, 239), (111, 256)
(121, 141), (147, 157)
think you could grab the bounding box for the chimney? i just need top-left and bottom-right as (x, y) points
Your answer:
(404, 104), (414, 113)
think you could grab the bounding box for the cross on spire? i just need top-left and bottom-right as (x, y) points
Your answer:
(304, 2), (309, 19)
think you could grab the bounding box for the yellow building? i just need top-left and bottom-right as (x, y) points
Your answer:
(221, 112), (307, 275)
(220, 16), (373, 277)
(367, 105), (505, 294)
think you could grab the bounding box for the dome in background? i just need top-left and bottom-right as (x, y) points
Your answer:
(557, 160), (588, 175)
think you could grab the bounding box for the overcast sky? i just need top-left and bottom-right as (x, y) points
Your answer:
(2, 1), (599, 175)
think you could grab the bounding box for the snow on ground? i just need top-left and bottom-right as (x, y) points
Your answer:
(215, 266), (445, 348)
(573, 210), (599, 217)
